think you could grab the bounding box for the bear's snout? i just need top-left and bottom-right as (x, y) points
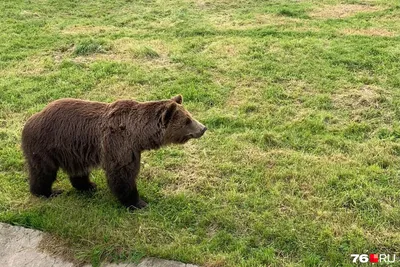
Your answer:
(191, 120), (207, 139)
(200, 126), (207, 135)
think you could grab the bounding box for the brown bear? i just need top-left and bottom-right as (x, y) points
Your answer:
(21, 95), (206, 209)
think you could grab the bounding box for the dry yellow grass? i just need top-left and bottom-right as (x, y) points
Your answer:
(69, 38), (177, 70)
(81, 80), (152, 101)
(61, 25), (119, 35)
(333, 85), (385, 110)
(340, 28), (395, 37)
(210, 13), (301, 30)
(311, 4), (382, 19)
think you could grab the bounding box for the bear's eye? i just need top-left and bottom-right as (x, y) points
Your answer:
(185, 118), (192, 125)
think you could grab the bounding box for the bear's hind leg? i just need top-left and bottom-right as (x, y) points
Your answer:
(69, 174), (97, 191)
(28, 160), (59, 198)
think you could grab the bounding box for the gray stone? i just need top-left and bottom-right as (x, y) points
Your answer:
(139, 258), (183, 267)
(137, 258), (192, 267)
(0, 223), (198, 267)
(0, 223), (74, 267)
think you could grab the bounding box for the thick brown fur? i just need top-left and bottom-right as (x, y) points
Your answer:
(21, 95), (206, 209)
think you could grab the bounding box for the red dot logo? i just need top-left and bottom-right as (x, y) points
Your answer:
(369, 254), (379, 263)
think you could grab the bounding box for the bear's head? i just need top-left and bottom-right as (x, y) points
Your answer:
(162, 95), (207, 145)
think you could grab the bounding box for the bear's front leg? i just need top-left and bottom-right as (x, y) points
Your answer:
(105, 160), (147, 209)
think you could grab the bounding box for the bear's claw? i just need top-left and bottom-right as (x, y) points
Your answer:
(50, 189), (64, 198)
(87, 182), (97, 191)
(129, 199), (148, 210)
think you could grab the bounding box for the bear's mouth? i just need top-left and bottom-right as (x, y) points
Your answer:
(181, 135), (192, 143)
(191, 128), (207, 139)
(179, 134), (196, 143)
(179, 130), (206, 144)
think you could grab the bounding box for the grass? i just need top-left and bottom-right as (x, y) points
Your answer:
(1, 0), (400, 266)
(73, 39), (107, 56)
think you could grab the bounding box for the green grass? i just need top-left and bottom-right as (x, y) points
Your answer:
(1, 0), (400, 266)
(73, 39), (107, 56)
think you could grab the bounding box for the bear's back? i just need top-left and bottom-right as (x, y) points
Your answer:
(22, 99), (108, 174)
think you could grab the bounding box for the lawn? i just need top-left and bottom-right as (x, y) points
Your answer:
(1, 0), (400, 266)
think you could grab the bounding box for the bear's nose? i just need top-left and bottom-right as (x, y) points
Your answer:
(201, 127), (207, 134)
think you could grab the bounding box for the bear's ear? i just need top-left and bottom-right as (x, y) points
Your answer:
(162, 102), (177, 126)
(171, 95), (183, 104)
